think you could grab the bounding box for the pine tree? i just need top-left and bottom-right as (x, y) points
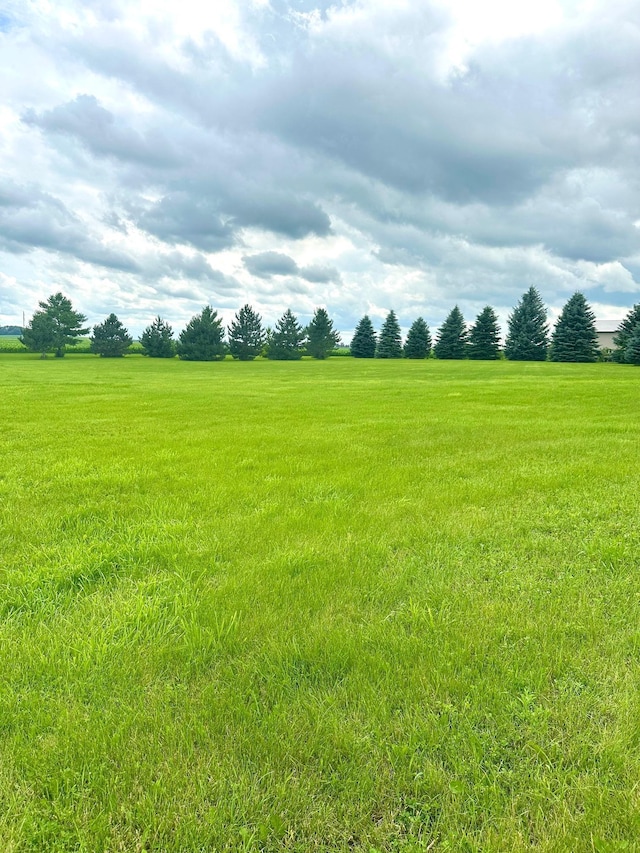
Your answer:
(306, 308), (341, 359)
(551, 292), (599, 362)
(267, 309), (306, 360)
(625, 322), (640, 365)
(177, 306), (226, 361)
(612, 304), (640, 363)
(140, 316), (176, 358)
(434, 306), (467, 359)
(403, 317), (431, 359)
(90, 313), (133, 358)
(468, 306), (501, 360)
(228, 304), (265, 361)
(375, 310), (403, 358)
(504, 287), (549, 361)
(350, 315), (376, 358)
(20, 311), (56, 358)
(21, 292), (88, 358)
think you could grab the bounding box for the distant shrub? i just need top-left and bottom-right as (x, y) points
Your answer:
(598, 347), (613, 363)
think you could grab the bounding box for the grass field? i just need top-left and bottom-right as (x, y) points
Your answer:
(1, 354), (639, 851)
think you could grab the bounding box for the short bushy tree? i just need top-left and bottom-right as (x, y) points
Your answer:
(551, 292), (599, 362)
(306, 308), (341, 359)
(403, 317), (431, 359)
(90, 313), (133, 358)
(140, 316), (176, 358)
(504, 287), (549, 361)
(177, 306), (226, 361)
(468, 306), (501, 360)
(228, 304), (265, 361)
(612, 304), (640, 363)
(350, 315), (376, 358)
(22, 292), (88, 358)
(267, 309), (306, 360)
(20, 311), (56, 358)
(376, 310), (402, 358)
(434, 306), (467, 359)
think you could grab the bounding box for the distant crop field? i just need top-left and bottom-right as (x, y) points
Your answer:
(1, 355), (639, 851)
(0, 335), (26, 352)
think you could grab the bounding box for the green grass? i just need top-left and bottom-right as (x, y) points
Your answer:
(1, 355), (639, 851)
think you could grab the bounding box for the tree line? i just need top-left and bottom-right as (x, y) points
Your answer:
(17, 288), (640, 364)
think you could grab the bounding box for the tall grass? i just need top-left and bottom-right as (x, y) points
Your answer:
(1, 355), (639, 851)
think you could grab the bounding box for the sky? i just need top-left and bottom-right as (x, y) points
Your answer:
(1, 0), (639, 340)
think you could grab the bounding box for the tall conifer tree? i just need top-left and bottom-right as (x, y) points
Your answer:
(306, 308), (341, 359)
(267, 309), (306, 360)
(21, 292), (88, 358)
(468, 306), (501, 360)
(90, 314), (133, 357)
(625, 323), (640, 365)
(140, 317), (176, 358)
(612, 304), (640, 363)
(228, 304), (265, 361)
(350, 315), (376, 358)
(403, 317), (431, 359)
(434, 306), (467, 359)
(177, 306), (226, 361)
(551, 292), (599, 362)
(375, 310), (403, 359)
(504, 287), (549, 361)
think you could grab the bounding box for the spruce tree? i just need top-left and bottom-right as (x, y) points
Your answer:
(612, 304), (640, 363)
(140, 316), (176, 358)
(22, 292), (88, 358)
(228, 304), (265, 361)
(551, 292), (599, 362)
(625, 322), (640, 365)
(177, 306), (226, 361)
(267, 309), (306, 360)
(468, 306), (501, 360)
(504, 287), (549, 361)
(375, 310), (403, 358)
(403, 317), (431, 359)
(306, 307), (341, 359)
(434, 306), (467, 359)
(90, 313), (133, 357)
(20, 311), (56, 358)
(350, 315), (376, 358)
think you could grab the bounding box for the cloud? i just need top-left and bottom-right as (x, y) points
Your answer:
(243, 251), (340, 284)
(1, 0), (639, 336)
(0, 180), (140, 272)
(243, 251), (298, 277)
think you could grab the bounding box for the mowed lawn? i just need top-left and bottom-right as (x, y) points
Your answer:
(1, 355), (639, 852)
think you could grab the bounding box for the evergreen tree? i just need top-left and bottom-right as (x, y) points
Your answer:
(468, 306), (501, 360)
(376, 310), (403, 358)
(20, 311), (56, 358)
(625, 322), (640, 365)
(22, 292), (88, 358)
(612, 304), (640, 363)
(504, 287), (549, 361)
(306, 307), (341, 359)
(550, 292), (599, 362)
(140, 316), (176, 358)
(177, 306), (226, 361)
(90, 313), (133, 358)
(403, 317), (431, 359)
(228, 304), (265, 361)
(434, 306), (467, 359)
(267, 309), (306, 360)
(350, 315), (376, 358)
